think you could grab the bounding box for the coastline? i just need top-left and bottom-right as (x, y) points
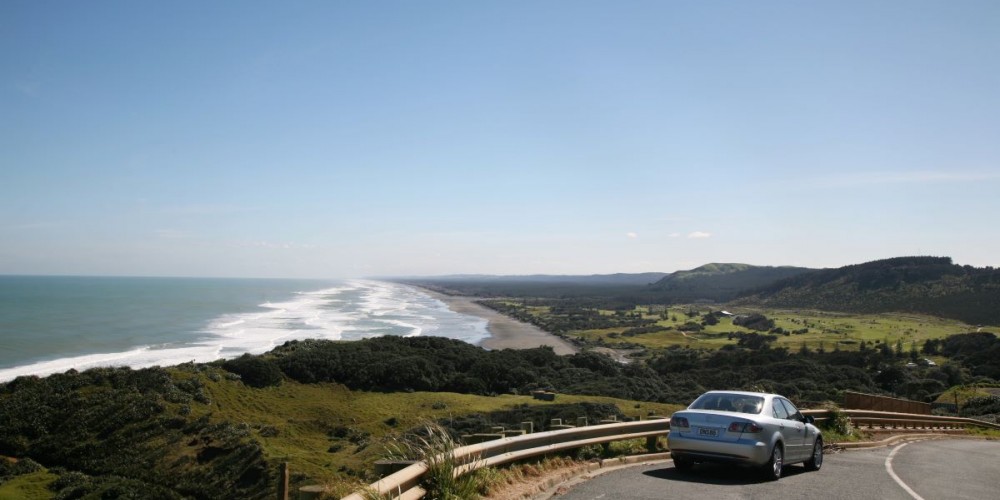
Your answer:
(422, 290), (579, 355)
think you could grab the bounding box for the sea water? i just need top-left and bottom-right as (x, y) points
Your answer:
(0, 276), (488, 382)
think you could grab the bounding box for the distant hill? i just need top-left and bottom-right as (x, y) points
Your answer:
(398, 265), (814, 304)
(647, 263), (815, 302)
(394, 273), (669, 302)
(735, 256), (1000, 325)
(396, 272), (669, 286)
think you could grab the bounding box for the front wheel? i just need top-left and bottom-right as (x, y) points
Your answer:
(761, 444), (783, 481)
(804, 438), (823, 471)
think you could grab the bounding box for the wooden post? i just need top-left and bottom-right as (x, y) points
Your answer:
(278, 462), (289, 500)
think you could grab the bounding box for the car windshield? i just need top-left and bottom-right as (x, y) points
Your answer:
(689, 393), (764, 414)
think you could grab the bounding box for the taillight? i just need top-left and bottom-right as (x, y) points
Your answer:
(671, 416), (689, 428)
(728, 422), (763, 433)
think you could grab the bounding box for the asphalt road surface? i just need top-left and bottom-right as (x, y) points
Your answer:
(555, 439), (1000, 500)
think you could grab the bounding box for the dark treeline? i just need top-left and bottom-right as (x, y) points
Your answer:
(269, 337), (670, 402)
(258, 335), (996, 404)
(479, 301), (656, 334)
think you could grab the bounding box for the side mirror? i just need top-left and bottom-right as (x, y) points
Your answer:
(803, 415), (815, 425)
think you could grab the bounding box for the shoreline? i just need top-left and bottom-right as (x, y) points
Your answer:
(422, 290), (579, 355)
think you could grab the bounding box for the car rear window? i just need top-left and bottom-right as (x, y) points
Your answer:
(689, 393), (764, 414)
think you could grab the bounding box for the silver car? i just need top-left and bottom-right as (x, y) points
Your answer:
(667, 391), (823, 480)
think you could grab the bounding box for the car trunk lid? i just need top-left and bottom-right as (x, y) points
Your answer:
(672, 410), (753, 443)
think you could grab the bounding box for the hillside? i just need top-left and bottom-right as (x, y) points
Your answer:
(395, 273), (668, 305)
(399, 273), (669, 286)
(735, 257), (1000, 324)
(4, 331), (1000, 497)
(399, 265), (813, 305)
(647, 263), (815, 302)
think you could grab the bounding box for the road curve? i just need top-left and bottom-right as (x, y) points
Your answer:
(552, 439), (1000, 500)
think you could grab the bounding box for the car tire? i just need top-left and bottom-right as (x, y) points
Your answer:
(804, 438), (823, 471)
(673, 457), (694, 471)
(762, 443), (783, 481)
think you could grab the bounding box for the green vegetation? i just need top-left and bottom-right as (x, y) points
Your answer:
(0, 470), (57, 500)
(4, 254), (1000, 498)
(409, 256), (1000, 326)
(0, 344), (681, 499)
(648, 263), (814, 302)
(1, 457), (54, 500)
(383, 422), (482, 499)
(737, 256), (1000, 325)
(480, 300), (983, 355)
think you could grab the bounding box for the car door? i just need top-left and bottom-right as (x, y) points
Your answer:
(769, 398), (802, 460)
(777, 398), (808, 460)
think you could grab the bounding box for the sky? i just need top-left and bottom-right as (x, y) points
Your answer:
(2, 1), (999, 279)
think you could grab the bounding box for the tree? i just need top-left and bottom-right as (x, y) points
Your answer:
(922, 339), (941, 355)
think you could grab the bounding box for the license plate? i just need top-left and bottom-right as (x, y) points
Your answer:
(698, 427), (719, 437)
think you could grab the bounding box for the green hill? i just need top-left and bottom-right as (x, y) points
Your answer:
(647, 263), (815, 302)
(735, 256), (1000, 325)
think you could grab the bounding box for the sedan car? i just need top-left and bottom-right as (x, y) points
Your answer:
(667, 391), (822, 480)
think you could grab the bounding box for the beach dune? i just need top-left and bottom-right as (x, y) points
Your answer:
(425, 291), (578, 355)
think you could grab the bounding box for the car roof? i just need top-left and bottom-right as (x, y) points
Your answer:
(702, 390), (782, 398)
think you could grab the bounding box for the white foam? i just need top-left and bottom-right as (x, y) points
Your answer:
(0, 344), (222, 382)
(0, 280), (491, 383)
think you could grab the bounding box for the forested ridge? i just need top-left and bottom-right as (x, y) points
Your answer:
(407, 257), (1000, 324)
(647, 263), (815, 302)
(736, 256), (1000, 324)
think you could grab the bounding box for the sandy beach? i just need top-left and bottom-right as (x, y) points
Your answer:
(423, 290), (578, 355)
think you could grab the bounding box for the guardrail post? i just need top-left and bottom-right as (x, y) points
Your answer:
(577, 417), (588, 427)
(646, 436), (658, 453)
(521, 421), (533, 434)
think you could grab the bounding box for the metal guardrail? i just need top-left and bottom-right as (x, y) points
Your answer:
(341, 418), (670, 500)
(342, 409), (999, 499)
(801, 409), (1000, 431)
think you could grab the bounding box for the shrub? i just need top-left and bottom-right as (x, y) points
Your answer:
(819, 402), (854, 439)
(221, 355), (283, 388)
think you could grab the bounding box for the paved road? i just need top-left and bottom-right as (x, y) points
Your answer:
(555, 439), (1000, 500)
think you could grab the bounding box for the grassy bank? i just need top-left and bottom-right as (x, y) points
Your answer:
(189, 369), (680, 486)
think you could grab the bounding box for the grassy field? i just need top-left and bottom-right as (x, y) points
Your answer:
(0, 469), (57, 500)
(172, 368), (682, 490)
(525, 304), (995, 354)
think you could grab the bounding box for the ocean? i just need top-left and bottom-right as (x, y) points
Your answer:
(0, 276), (488, 382)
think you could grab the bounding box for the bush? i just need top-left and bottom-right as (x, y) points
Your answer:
(221, 355), (284, 388)
(734, 313), (775, 331)
(819, 403), (854, 439)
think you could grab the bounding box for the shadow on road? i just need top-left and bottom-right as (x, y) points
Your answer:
(643, 463), (809, 485)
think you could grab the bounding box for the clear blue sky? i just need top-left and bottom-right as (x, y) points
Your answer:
(3, 1), (999, 278)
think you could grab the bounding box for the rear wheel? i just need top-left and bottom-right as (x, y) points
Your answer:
(673, 456), (694, 471)
(804, 438), (823, 471)
(762, 444), (783, 481)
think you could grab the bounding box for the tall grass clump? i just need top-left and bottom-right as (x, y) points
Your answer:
(382, 422), (484, 499)
(819, 402), (856, 441)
